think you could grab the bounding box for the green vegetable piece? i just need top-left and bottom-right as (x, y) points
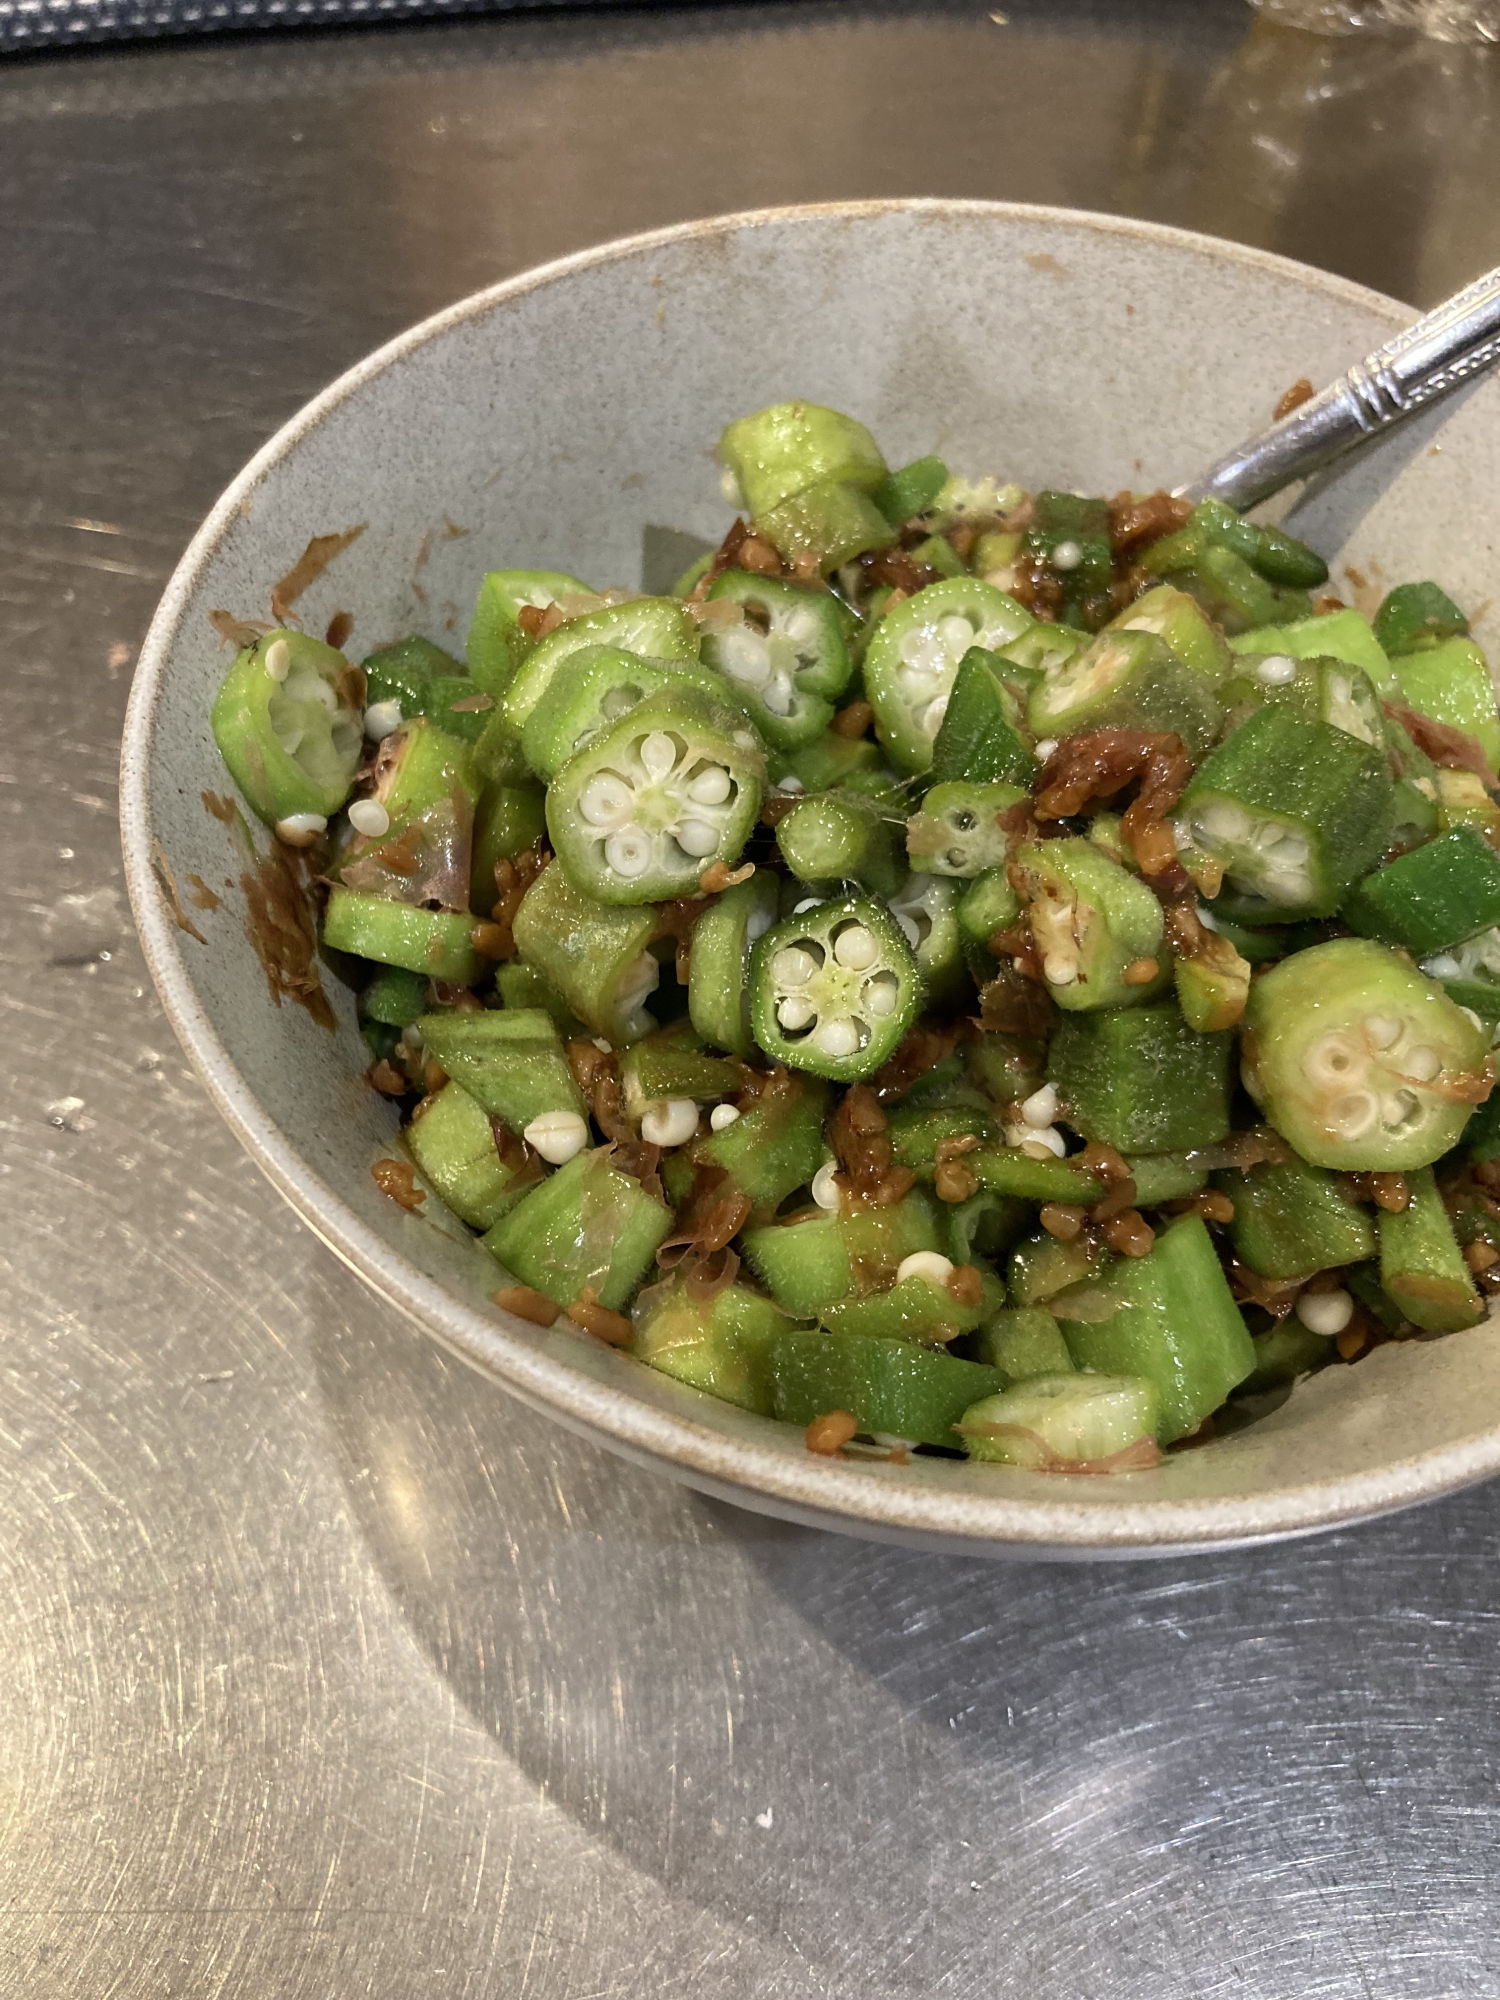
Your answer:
(958, 1373), (1159, 1466)
(887, 1102), (1000, 1176)
(957, 869), (1022, 982)
(672, 551), (715, 600)
(1241, 937), (1492, 1170)
(890, 871), (969, 1008)
(631, 1276), (794, 1416)
(484, 1147), (671, 1311)
(500, 597), (700, 736)
(1215, 1154), (1376, 1280)
(1057, 1213), (1255, 1443)
(521, 644), (725, 782)
(906, 781), (1023, 878)
(971, 529), (1022, 582)
(1013, 837), (1168, 1011)
(1373, 581), (1468, 655)
(1229, 606), (1397, 699)
(769, 1331), (1003, 1448)
(1025, 491), (1113, 625)
(1378, 1166), (1483, 1332)
(361, 636), (493, 745)
(510, 861), (659, 1044)
(360, 965), (429, 1029)
(1178, 499), (1329, 590)
(719, 402), (888, 519)
(1027, 629), (1223, 756)
(966, 1306), (1075, 1381)
(619, 1026), (739, 1119)
(1344, 828), (1500, 957)
(967, 1030), (1048, 1108)
(1048, 1005), (1234, 1152)
(929, 647), (1039, 788)
(944, 1189), (1030, 1268)
(971, 1148), (1107, 1206)
(661, 1074), (831, 1215)
(470, 781), (545, 912)
(1222, 651), (1385, 750)
(1129, 1153), (1209, 1204)
(1176, 707), (1391, 917)
(333, 717), (479, 911)
(1174, 942), (1250, 1035)
(688, 872), (779, 1057)
(546, 688), (764, 904)
(1199, 907), (1288, 964)
(405, 1081), (540, 1231)
(908, 532), (968, 580)
(776, 791), (905, 897)
(1394, 636), (1500, 772)
(1420, 924), (1500, 1025)
(741, 1192), (944, 1316)
(1008, 1230), (1111, 1307)
(769, 731), (885, 794)
(416, 1006), (588, 1134)
(704, 570), (854, 742)
(750, 895), (923, 1082)
(1238, 1320), (1337, 1395)
(466, 568), (593, 695)
(1107, 582), (1231, 679)
(755, 479), (895, 573)
(819, 1266), (1005, 1346)
(211, 629), (363, 825)
(864, 578), (1033, 773)
(872, 455), (949, 527)
(1437, 767), (1500, 846)
(494, 963), (587, 1038)
(322, 888), (483, 984)
(994, 622), (1090, 684)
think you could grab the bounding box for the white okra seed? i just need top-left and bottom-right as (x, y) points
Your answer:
(1404, 1045), (1441, 1081)
(1019, 1126), (1067, 1159)
(675, 818), (721, 858)
(605, 828), (652, 878)
(639, 731), (678, 783)
(1043, 952), (1078, 988)
(812, 1018), (860, 1060)
(264, 637), (291, 681)
(274, 812), (327, 846)
(523, 1110), (589, 1165)
(777, 995), (815, 1031)
(348, 799), (390, 838)
(811, 1161), (842, 1210)
(1364, 1014), (1402, 1050)
(773, 947), (818, 988)
(709, 1103), (741, 1132)
(688, 766), (732, 805)
(1255, 654), (1297, 685)
(641, 1099), (698, 1148)
(363, 698), (403, 740)
(1034, 739), (1059, 761)
(1020, 1083), (1058, 1127)
(1050, 540), (1083, 572)
(833, 926), (878, 971)
(896, 1250), (955, 1288)
(1295, 1289), (1354, 1336)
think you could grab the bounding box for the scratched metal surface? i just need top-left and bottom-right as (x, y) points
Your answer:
(5, 4), (1500, 1993)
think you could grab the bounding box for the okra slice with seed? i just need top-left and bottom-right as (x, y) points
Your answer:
(705, 569), (854, 721)
(499, 596), (700, 736)
(520, 644), (729, 782)
(864, 578), (1033, 773)
(929, 648), (1039, 788)
(1344, 828), (1500, 957)
(907, 781), (1024, 878)
(719, 401), (888, 519)
(775, 791), (905, 898)
(965, 1307), (1075, 1381)
(211, 629), (364, 826)
(770, 1332), (1004, 1448)
(1229, 606), (1397, 698)
(1174, 706), (1392, 917)
(688, 872), (780, 1057)
(660, 1074), (832, 1215)
(1378, 1167), (1483, 1332)
(619, 1024), (740, 1129)
(1026, 629), (1223, 755)
(818, 1264), (1005, 1346)
(361, 635), (492, 745)
(750, 895), (923, 1081)
(872, 454), (949, 527)
(1221, 652), (1385, 749)
(405, 1081), (542, 1231)
(547, 689), (763, 904)
(1394, 635), (1500, 771)
(484, 1148), (671, 1311)
(1008, 1230), (1112, 1307)
(1213, 1154), (1376, 1281)
(470, 780), (546, 912)
(769, 731), (886, 794)
(755, 478), (895, 573)
(1106, 582), (1231, 680)
(631, 1276), (796, 1416)
(742, 1192), (945, 1316)
(335, 716), (480, 911)
(466, 568), (593, 695)
(1241, 937), (1492, 1170)
(1025, 492), (1114, 625)
(958, 1373), (1159, 1467)
(1047, 1004), (1234, 1153)
(1421, 925), (1500, 1023)
(322, 887), (485, 985)
(511, 860), (660, 1044)
(1011, 837), (1168, 1011)
(416, 1006), (589, 1136)
(890, 872), (969, 1008)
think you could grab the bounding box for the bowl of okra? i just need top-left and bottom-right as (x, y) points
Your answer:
(121, 201), (1500, 1556)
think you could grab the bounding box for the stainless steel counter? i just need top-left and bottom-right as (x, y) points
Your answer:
(5, 5), (1500, 1992)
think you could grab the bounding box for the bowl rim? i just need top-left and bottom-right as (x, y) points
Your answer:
(120, 196), (1500, 1555)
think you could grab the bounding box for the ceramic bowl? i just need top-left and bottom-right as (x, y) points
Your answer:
(121, 201), (1500, 1557)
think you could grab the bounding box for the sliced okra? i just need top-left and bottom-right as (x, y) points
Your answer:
(1420, 925), (1500, 1023)
(546, 689), (763, 904)
(405, 1080), (541, 1231)
(964, 1306), (1075, 1382)
(211, 628), (363, 826)
(322, 887), (485, 985)
(703, 569), (854, 745)
(754, 479), (895, 573)
(1229, 605), (1396, 699)
(863, 577), (1033, 773)
(1047, 1004), (1234, 1153)
(908, 532), (968, 580)
(1008, 1228), (1112, 1307)
(466, 567), (593, 695)
(484, 1147), (671, 1311)
(887, 1102), (1001, 1176)
(749, 895), (923, 1081)
(470, 780), (546, 914)
(687, 871), (779, 1058)
(521, 643), (729, 781)
(494, 962), (587, 1038)
(619, 1024), (740, 1129)
(416, 1005), (589, 1137)
(818, 1263), (1005, 1347)
(1378, 1166), (1483, 1333)
(906, 780), (1025, 878)
(775, 790), (905, 898)
(1026, 629), (1223, 756)
(1436, 767), (1500, 844)
(1213, 1154), (1376, 1280)
(1221, 651), (1385, 749)
(1010, 837), (1168, 1011)
(660, 1073), (832, 1215)
(944, 1189), (1030, 1270)
(958, 1374), (1159, 1467)
(510, 859), (660, 1044)
(890, 872), (969, 1009)
(1174, 706), (1392, 917)
(966, 1030), (1047, 1108)
(1106, 582), (1231, 680)
(741, 1191), (945, 1316)
(1394, 635), (1500, 771)
(768, 731), (886, 794)
(928, 648), (1039, 789)
(1241, 937), (1492, 1170)
(335, 716), (480, 911)
(770, 1332), (1004, 1449)
(1174, 929), (1251, 1034)
(957, 869), (1022, 968)
(1344, 828), (1500, 957)
(360, 635), (491, 745)
(360, 965), (429, 1030)
(718, 401), (888, 519)
(499, 596), (699, 735)
(631, 1276), (794, 1417)
(1373, 580), (1468, 656)
(971, 529), (1022, 587)
(871, 454), (949, 527)
(1025, 491), (1113, 625)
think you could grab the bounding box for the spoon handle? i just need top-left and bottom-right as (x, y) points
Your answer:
(1179, 263), (1500, 512)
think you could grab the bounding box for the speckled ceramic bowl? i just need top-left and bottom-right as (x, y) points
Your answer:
(121, 201), (1500, 1557)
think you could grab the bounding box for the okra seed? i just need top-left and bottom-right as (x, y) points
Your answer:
(688, 766), (732, 806)
(832, 926), (878, 971)
(1404, 1045), (1441, 1081)
(348, 799), (391, 838)
(709, 1103), (741, 1132)
(1051, 540), (1083, 572)
(899, 629), (948, 676)
(674, 818), (721, 858)
(811, 1161), (842, 1210)
(1422, 953), (1462, 979)
(1381, 1088), (1421, 1128)
(895, 913), (921, 949)
(812, 1018), (861, 1060)
(772, 947), (818, 988)
(1305, 1033), (1360, 1084)
(896, 1250), (955, 1288)
(1197, 801), (1251, 844)
(1255, 654), (1298, 685)
(762, 672), (795, 717)
(792, 897), (823, 915)
(639, 731), (679, 783)
(1020, 1126), (1067, 1159)
(604, 828), (653, 877)
(363, 698), (403, 740)
(274, 812), (327, 846)
(580, 774), (633, 825)
(746, 907), (775, 942)
(776, 776), (805, 795)
(719, 466), (744, 507)
(862, 975), (899, 1019)
(777, 995), (815, 1031)
(523, 1110), (589, 1165)
(920, 695), (950, 737)
(1364, 1014), (1402, 1050)
(263, 637), (291, 682)
(641, 1098), (699, 1148)
(938, 615), (976, 656)
(1295, 1288), (1354, 1336)
(1020, 1083), (1058, 1127)
(1329, 1091), (1378, 1138)
(1043, 952), (1079, 987)
(1035, 739), (1059, 761)
(720, 628), (773, 688)
(619, 952), (660, 1013)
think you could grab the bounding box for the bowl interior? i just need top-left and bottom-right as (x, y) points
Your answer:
(122, 201), (1500, 1555)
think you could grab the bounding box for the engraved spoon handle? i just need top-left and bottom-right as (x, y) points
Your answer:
(1179, 263), (1500, 511)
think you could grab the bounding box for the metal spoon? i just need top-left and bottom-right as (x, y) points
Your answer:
(1179, 263), (1500, 511)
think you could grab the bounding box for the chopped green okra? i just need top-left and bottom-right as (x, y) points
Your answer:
(1394, 636), (1500, 772)
(1008, 1229), (1112, 1307)
(362, 635), (493, 745)
(1011, 837), (1168, 1011)
(776, 790), (905, 897)
(906, 781), (1024, 878)
(741, 1192), (945, 1316)
(770, 1332), (1004, 1448)
(750, 895), (923, 1082)
(958, 1373), (1159, 1466)
(510, 861), (660, 1044)
(1107, 582), (1231, 680)
(1048, 1005), (1234, 1153)
(405, 1080), (542, 1231)
(890, 872), (969, 1009)
(661, 1072), (831, 1215)
(1229, 606), (1397, 699)
(1213, 1154), (1376, 1280)
(864, 578), (1033, 773)
(360, 965), (430, 1030)
(688, 872), (779, 1058)
(719, 401), (888, 519)
(1378, 1167), (1483, 1332)
(500, 596), (699, 735)
(631, 1276), (795, 1416)
(416, 1006), (589, 1135)
(470, 781), (546, 912)
(1220, 652), (1385, 750)
(872, 455), (949, 527)
(211, 629), (364, 826)
(485, 1147), (672, 1311)
(1373, 581), (1468, 656)
(1025, 492), (1113, 626)
(521, 644), (726, 781)
(323, 888), (484, 985)
(1344, 828), (1500, 957)
(818, 1264), (1005, 1346)
(928, 648), (1039, 789)
(965, 1306), (1075, 1381)
(1027, 629), (1223, 755)
(703, 570), (853, 746)
(466, 568), (592, 694)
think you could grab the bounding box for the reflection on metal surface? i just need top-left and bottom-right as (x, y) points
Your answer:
(5, 1), (1500, 1990)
